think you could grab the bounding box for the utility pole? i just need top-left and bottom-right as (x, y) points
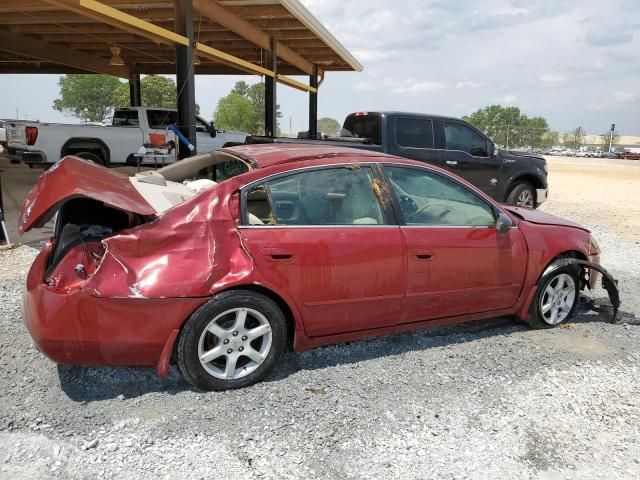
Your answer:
(609, 123), (615, 153)
(506, 124), (510, 150)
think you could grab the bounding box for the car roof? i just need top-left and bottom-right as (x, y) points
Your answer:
(224, 143), (394, 169)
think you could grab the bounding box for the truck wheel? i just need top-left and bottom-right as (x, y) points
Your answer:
(506, 182), (535, 208)
(75, 151), (106, 166)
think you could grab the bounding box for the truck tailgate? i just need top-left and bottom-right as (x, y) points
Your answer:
(7, 123), (26, 145)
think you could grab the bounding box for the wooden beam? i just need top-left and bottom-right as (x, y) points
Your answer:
(0, 28), (128, 77)
(0, 61), (308, 75)
(277, 74), (316, 93)
(192, 0), (314, 75)
(42, 0), (182, 45)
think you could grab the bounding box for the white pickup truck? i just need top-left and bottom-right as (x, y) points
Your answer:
(6, 107), (247, 167)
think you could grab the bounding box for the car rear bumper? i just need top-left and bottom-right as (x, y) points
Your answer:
(5, 147), (47, 164)
(22, 242), (206, 368)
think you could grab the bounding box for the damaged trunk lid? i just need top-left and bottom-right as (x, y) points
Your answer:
(19, 156), (157, 234)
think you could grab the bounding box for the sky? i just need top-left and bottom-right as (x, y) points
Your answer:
(0, 0), (639, 135)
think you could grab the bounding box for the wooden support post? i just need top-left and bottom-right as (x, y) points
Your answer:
(129, 69), (141, 107)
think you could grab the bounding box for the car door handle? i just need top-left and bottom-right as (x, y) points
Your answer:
(261, 248), (293, 261)
(412, 250), (433, 260)
(445, 160), (458, 166)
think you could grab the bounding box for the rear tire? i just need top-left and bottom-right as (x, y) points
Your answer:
(527, 265), (579, 329)
(506, 181), (535, 208)
(75, 151), (106, 166)
(177, 290), (286, 391)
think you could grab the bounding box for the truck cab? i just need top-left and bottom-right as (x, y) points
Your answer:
(341, 112), (549, 207)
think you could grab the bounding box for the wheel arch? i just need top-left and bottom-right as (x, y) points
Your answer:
(171, 283), (301, 365)
(504, 173), (545, 202)
(541, 250), (587, 280)
(60, 137), (111, 165)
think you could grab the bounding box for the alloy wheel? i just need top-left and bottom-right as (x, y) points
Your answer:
(198, 307), (273, 380)
(539, 273), (576, 325)
(517, 189), (534, 207)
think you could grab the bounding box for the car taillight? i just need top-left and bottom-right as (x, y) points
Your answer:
(25, 126), (38, 145)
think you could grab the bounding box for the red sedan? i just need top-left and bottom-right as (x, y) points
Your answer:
(20, 145), (618, 391)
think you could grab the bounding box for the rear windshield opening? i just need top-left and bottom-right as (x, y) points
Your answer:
(341, 114), (382, 145)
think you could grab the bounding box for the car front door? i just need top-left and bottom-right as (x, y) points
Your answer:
(382, 165), (527, 324)
(239, 164), (406, 337)
(436, 120), (502, 199)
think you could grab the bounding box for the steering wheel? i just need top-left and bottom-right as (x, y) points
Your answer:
(398, 195), (418, 215)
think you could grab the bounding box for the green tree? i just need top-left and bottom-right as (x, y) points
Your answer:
(113, 75), (200, 114)
(463, 104), (555, 149)
(215, 81), (281, 135)
(213, 93), (254, 132)
(53, 74), (122, 122)
(317, 117), (341, 136)
(569, 126), (585, 149)
(600, 131), (620, 151)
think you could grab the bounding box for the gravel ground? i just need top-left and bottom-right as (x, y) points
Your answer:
(1, 158), (639, 479)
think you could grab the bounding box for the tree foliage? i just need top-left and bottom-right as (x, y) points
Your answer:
(564, 126), (585, 149)
(113, 75), (200, 114)
(54, 74), (200, 123)
(213, 93), (254, 133)
(599, 131), (620, 151)
(214, 81), (281, 134)
(317, 117), (341, 136)
(53, 74), (122, 123)
(463, 104), (556, 149)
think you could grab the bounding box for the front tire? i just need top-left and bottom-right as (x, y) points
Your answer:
(527, 265), (579, 329)
(506, 181), (536, 208)
(177, 290), (287, 391)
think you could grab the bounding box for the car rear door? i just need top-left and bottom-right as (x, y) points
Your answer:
(435, 120), (502, 199)
(239, 164), (406, 337)
(382, 164), (527, 323)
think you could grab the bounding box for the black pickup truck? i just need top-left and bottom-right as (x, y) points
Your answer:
(247, 111), (549, 208)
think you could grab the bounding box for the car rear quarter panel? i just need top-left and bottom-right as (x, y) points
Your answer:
(23, 241), (207, 367)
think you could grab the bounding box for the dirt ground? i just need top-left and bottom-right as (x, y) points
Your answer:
(1, 152), (639, 480)
(544, 156), (640, 243)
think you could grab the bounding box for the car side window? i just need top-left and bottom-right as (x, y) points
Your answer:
(444, 122), (488, 157)
(147, 110), (173, 129)
(395, 118), (434, 148)
(244, 167), (386, 226)
(385, 166), (495, 226)
(195, 117), (209, 133)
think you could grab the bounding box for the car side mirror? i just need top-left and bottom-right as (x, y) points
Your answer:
(210, 122), (217, 138)
(470, 146), (487, 157)
(496, 211), (513, 233)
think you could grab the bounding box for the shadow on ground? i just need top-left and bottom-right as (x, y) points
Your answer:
(57, 297), (634, 403)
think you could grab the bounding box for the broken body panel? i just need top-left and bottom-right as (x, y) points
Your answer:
(20, 148), (620, 378)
